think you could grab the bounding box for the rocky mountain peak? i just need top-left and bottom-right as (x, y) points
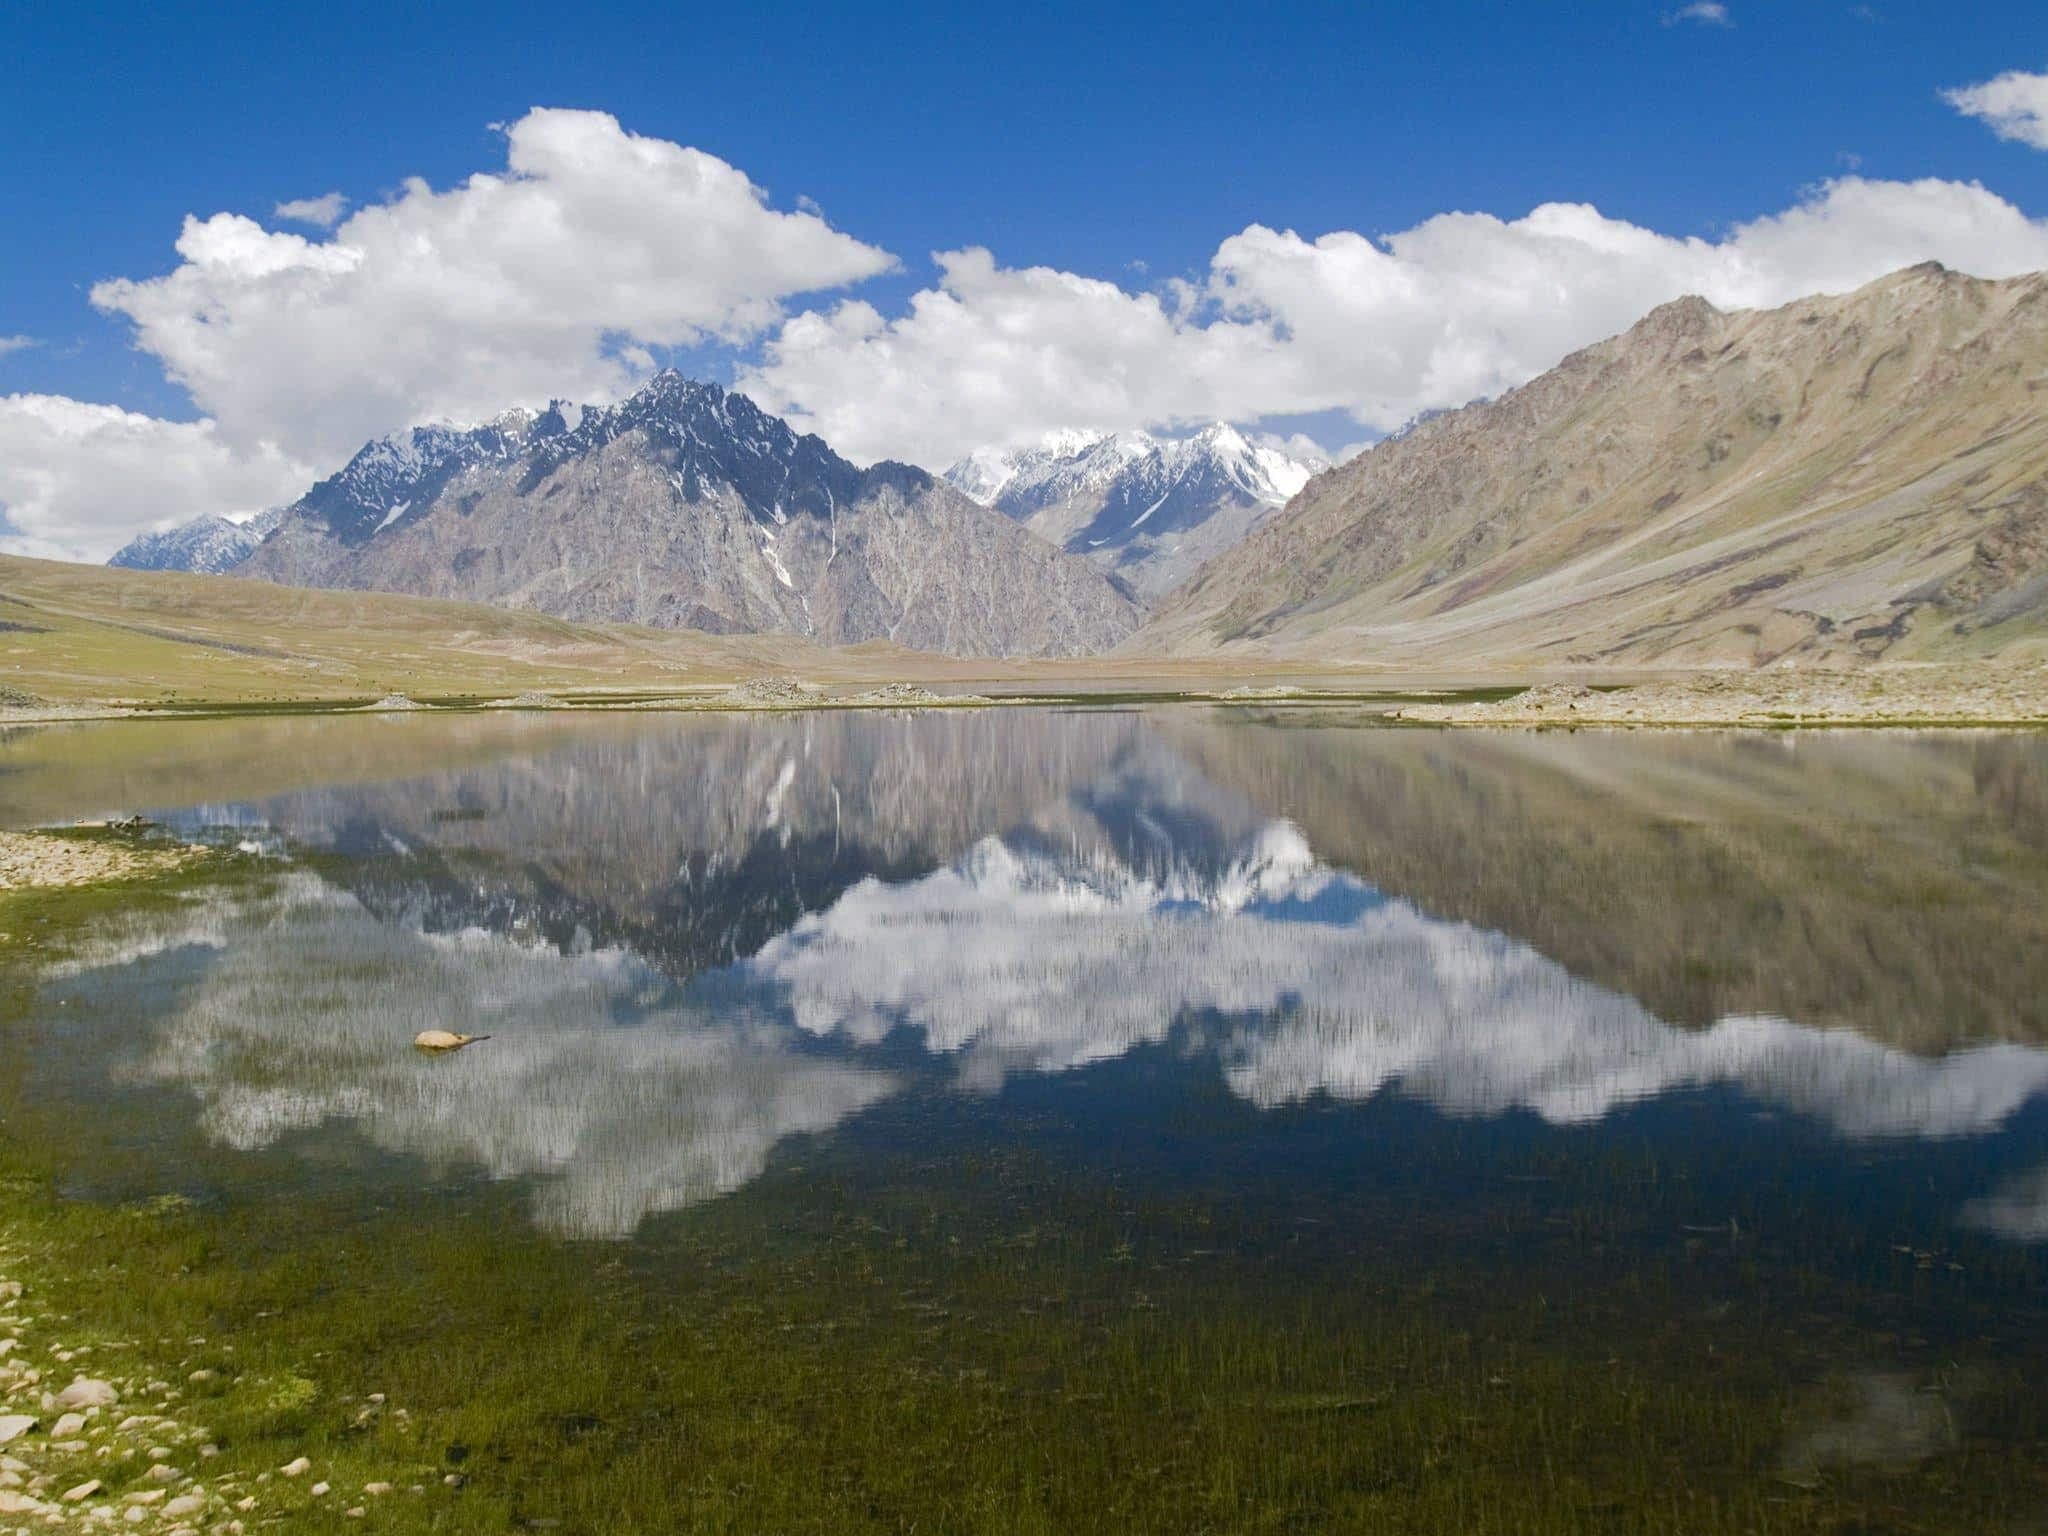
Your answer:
(224, 373), (1140, 657)
(944, 424), (1326, 600)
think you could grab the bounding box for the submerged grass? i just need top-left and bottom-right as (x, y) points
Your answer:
(1, 852), (2046, 1532)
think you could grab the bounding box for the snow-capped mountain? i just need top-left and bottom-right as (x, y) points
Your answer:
(230, 373), (1141, 657)
(290, 408), (551, 546)
(108, 506), (285, 574)
(945, 425), (1326, 600)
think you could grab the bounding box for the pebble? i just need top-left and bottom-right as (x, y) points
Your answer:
(309, 1483), (328, 1497)
(50, 1415), (85, 1440)
(363, 1482), (392, 1496)
(0, 1417), (34, 1446)
(144, 1464), (179, 1485)
(278, 1457), (310, 1479)
(61, 1479), (101, 1502)
(55, 1380), (117, 1410)
(162, 1493), (204, 1518)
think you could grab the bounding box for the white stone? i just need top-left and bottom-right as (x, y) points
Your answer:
(161, 1494), (204, 1518)
(50, 1415), (84, 1440)
(61, 1479), (101, 1502)
(54, 1381), (115, 1411)
(0, 1417), (34, 1446)
(278, 1458), (310, 1479)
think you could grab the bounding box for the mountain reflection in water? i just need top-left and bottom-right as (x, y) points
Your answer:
(26, 708), (2048, 1243)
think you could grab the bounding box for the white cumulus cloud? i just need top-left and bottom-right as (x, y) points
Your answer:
(19, 105), (2048, 557)
(0, 335), (36, 358)
(738, 176), (2048, 467)
(272, 191), (350, 228)
(1943, 68), (2048, 151)
(0, 396), (310, 562)
(13, 108), (894, 559)
(91, 107), (895, 465)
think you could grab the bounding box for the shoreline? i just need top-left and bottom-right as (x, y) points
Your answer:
(1393, 670), (2048, 729)
(3, 667), (2047, 730)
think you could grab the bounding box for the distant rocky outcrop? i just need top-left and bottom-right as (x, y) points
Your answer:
(230, 376), (1141, 658)
(108, 508), (283, 574)
(1135, 264), (2048, 666)
(946, 425), (1323, 600)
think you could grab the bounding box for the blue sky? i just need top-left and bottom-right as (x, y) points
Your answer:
(4, 0), (2047, 558)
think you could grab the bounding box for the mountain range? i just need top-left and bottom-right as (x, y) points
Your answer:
(944, 425), (1323, 600)
(104, 263), (2048, 668)
(1135, 263), (2048, 666)
(114, 376), (1142, 658)
(109, 507), (283, 575)
(243, 375), (1145, 657)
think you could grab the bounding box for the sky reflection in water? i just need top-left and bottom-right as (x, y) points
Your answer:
(24, 709), (2048, 1246)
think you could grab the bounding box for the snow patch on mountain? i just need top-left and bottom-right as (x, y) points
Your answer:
(108, 506), (286, 574)
(944, 424), (1326, 600)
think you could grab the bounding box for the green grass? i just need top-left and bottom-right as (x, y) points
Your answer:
(3, 846), (2047, 1532)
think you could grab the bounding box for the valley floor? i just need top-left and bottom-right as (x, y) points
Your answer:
(4, 553), (2046, 729)
(5, 668), (2046, 732)
(1395, 665), (2048, 728)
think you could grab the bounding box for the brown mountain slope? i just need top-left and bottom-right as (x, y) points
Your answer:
(237, 376), (1142, 660)
(1133, 264), (2048, 666)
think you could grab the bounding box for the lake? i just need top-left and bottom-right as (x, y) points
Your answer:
(3, 705), (2046, 1532)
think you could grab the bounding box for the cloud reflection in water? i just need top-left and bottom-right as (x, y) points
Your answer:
(49, 807), (2048, 1242)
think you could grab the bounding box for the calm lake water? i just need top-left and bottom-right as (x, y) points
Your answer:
(4, 706), (2047, 1531)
